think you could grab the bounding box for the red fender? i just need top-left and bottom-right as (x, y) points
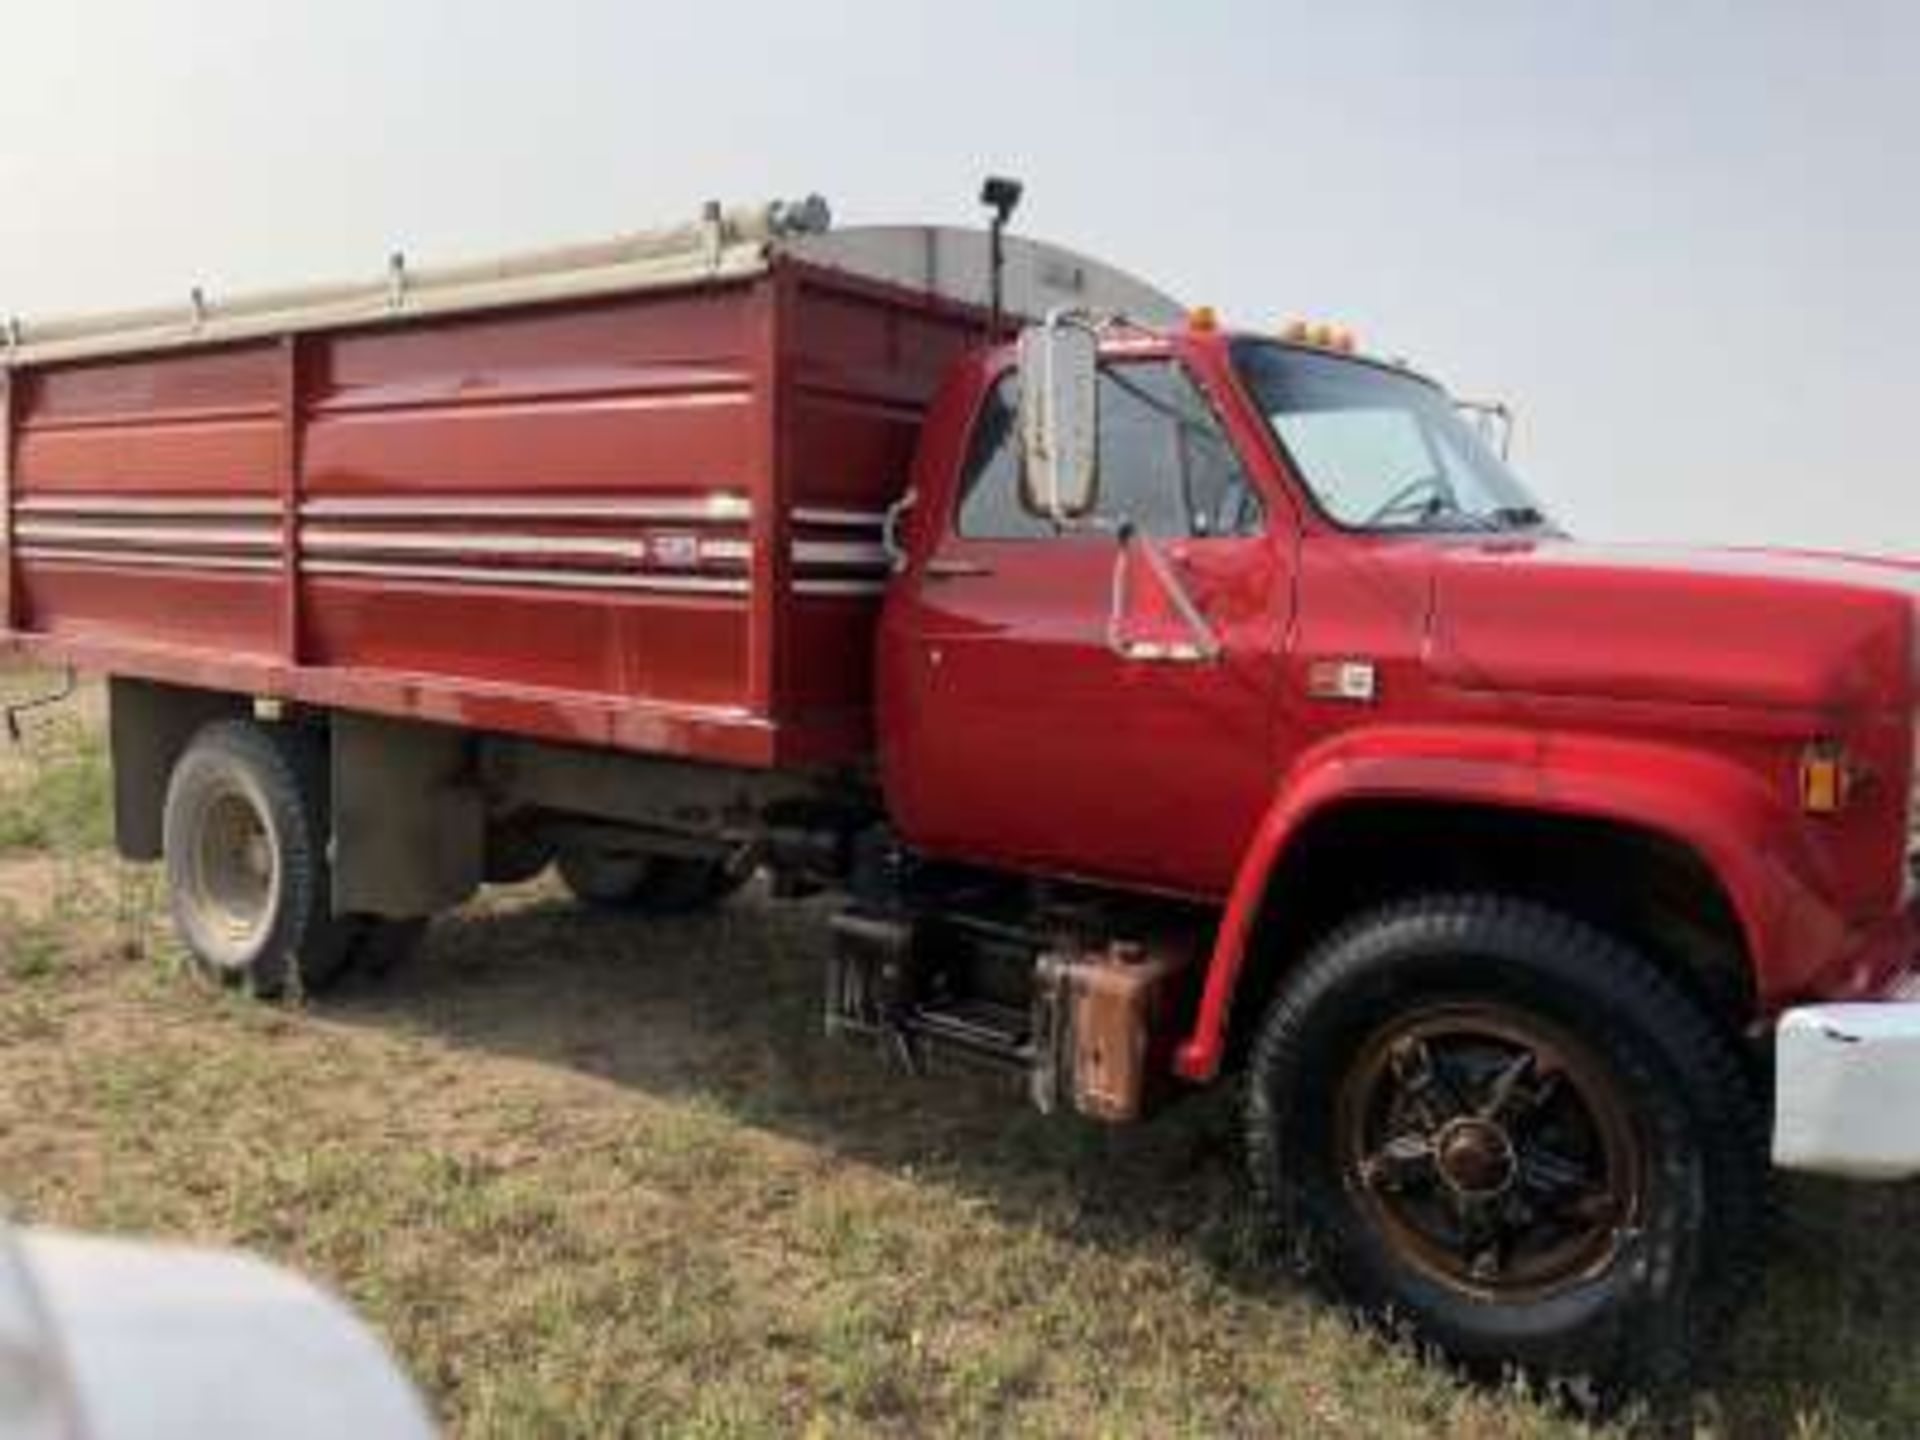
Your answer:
(1172, 723), (1845, 1083)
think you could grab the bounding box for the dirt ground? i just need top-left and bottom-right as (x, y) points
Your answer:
(1, 672), (1917, 1437)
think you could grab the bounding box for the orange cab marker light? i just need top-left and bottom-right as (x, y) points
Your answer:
(1800, 743), (1852, 815)
(1187, 306), (1219, 332)
(1282, 319), (1358, 352)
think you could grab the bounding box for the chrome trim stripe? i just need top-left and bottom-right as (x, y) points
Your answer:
(298, 495), (752, 522)
(309, 389), (753, 421)
(11, 495), (888, 528)
(14, 545), (883, 595)
(695, 538), (753, 563)
(15, 520), (280, 549)
(300, 527), (650, 562)
(12, 496), (282, 517)
(793, 577), (889, 597)
(17, 545), (280, 573)
(8, 495), (896, 595)
(303, 557), (750, 595)
(792, 506), (888, 529)
(793, 539), (889, 569)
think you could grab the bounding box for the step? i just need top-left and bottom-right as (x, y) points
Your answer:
(905, 996), (1032, 1067)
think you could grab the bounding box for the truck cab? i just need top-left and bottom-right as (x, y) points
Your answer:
(856, 308), (1920, 1389)
(881, 313), (1916, 1054)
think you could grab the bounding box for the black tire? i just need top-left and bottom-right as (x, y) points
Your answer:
(1244, 894), (1765, 1396)
(483, 819), (555, 886)
(557, 847), (751, 915)
(162, 720), (359, 996)
(355, 916), (431, 978)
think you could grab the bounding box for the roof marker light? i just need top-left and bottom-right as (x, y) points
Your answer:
(1281, 321), (1359, 354)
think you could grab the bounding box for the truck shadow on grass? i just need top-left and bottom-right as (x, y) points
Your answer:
(328, 885), (1920, 1434)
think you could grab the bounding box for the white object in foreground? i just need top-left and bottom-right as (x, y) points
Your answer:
(1774, 1002), (1920, 1179)
(0, 1223), (434, 1440)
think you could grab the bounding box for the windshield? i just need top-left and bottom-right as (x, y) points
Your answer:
(1229, 340), (1550, 534)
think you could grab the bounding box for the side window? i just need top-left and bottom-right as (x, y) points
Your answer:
(955, 362), (1263, 541)
(1100, 362), (1264, 539)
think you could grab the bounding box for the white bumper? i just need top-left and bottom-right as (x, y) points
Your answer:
(1773, 1002), (1920, 1179)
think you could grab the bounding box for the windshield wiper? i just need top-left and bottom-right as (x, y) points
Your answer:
(1418, 497), (1499, 532)
(1487, 505), (1545, 530)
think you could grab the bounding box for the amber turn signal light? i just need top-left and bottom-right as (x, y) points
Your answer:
(1800, 743), (1853, 815)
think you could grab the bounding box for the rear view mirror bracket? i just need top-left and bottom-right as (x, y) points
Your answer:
(1105, 522), (1222, 665)
(1455, 398), (1514, 461)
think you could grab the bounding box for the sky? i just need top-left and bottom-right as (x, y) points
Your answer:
(1, 1), (1912, 554)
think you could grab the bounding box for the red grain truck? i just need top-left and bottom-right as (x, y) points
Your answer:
(3, 186), (1917, 1391)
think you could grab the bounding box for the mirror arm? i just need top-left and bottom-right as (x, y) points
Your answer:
(1106, 521), (1223, 665)
(1104, 522), (1133, 657)
(1455, 398), (1514, 461)
(881, 487), (918, 574)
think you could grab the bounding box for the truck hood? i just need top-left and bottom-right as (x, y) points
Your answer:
(1427, 537), (1920, 714)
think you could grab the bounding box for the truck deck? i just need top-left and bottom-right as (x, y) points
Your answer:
(0, 203), (1178, 768)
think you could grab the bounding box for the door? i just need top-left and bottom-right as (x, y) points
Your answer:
(886, 356), (1289, 898)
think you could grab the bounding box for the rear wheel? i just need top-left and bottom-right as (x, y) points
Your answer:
(1244, 894), (1765, 1396)
(557, 846), (750, 915)
(162, 721), (423, 996)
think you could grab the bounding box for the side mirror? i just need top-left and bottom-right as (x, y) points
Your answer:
(1017, 321), (1100, 523)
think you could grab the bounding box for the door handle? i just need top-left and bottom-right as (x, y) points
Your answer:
(923, 557), (995, 580)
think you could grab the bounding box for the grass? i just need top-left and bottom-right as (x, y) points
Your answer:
(1, 670), (1917, 1436)
(0, 727), (111, 854)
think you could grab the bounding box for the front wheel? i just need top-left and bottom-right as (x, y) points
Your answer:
(1244, 894), (1765, 1395)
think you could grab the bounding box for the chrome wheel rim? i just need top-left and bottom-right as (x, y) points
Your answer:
(1335, 1002), (1645, 1302)
(182, 783), (281, 968)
